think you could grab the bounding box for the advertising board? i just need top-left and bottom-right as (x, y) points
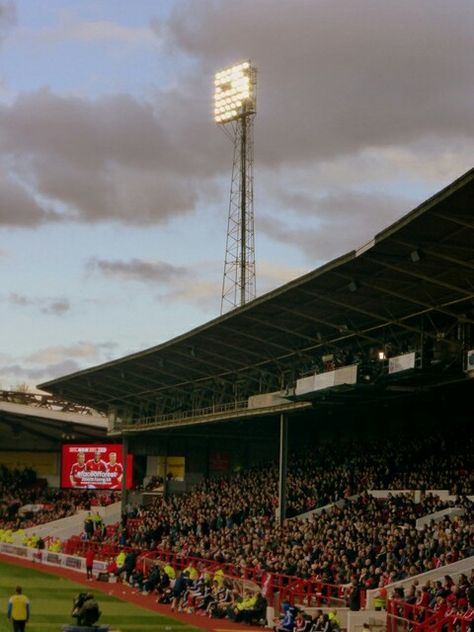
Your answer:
(61, 444), (133, 489)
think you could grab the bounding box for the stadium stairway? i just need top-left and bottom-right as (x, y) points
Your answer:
(295, 494), (359, 521)
(365, 554), (474, 609)
(415, 505), (466, 528)
(13, 501), (122, 543)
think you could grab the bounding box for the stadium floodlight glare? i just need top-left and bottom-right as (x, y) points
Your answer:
(214, 61), (256, 123)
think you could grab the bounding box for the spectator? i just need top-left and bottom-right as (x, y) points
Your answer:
(85, 547), (94, 581)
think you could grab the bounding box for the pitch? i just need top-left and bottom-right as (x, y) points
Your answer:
(0, 560), (201, 632)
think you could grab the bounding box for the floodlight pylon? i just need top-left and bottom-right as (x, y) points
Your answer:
(215, 62), (256, 313)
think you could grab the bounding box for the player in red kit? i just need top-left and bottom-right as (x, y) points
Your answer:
(106, 452), (123, 489)
(86, 449), (108, 472)
(69, 452), (87, 487)
(85, 449), (108, 488)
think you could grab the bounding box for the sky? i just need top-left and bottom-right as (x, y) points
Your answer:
(0, 0), (473, 392)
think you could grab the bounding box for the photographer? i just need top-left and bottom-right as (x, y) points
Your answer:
(72, 593), (101, 627)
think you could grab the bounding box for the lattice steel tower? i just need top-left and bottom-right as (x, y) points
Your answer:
(214, 61), (257, 313)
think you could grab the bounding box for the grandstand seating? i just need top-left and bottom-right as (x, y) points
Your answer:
(2, 432), (473, 632)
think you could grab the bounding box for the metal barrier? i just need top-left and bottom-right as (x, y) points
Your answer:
(62, 536), (361, 609)
(386, 599), (473, 632)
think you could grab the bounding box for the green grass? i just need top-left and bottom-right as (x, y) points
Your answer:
(0, 560), (202, 632)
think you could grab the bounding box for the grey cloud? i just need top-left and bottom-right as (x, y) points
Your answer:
(160, 278), (220, 311)
(6, 292), (71, 315)
(8, 292), (33, 306)
(259, 189), (411, 261)
(1, 1), (473, 232)
(41, 298), (71, 315)
(0, 2), (15, 42)
(0, 340), (120, 388)
(160, 260), (311, 310)
(28, 360), (80, 381)
(35, 16), (158, 48)
(0, 90), (220, 226)
(26, 341), (117, 365)
(88, 257), (189, 285)
(0, 359), (81, 382)
(275, 188), (409, 222)
(157, 0), (474, 163)
(0, 172), (59, 226)
(38, 359), (81, 380)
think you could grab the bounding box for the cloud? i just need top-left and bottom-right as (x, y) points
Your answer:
(257, 261), (310, 292)
(35, 14), (158, 48)
(0, 340), (119, 388)
(0, 1), (15, 44)
(158, 0), (474, 164)
(8, 292), (32, 307)
(87, 257), (189, 284)
(41, 298), (70, 315)
(0, 0), (472, 244)
(5, 292), (71, 315)
(87, 255), (220, 309)
(258, 189), (411, 261)
(87, 255), (223, 311)
(26, 341), (111, 365)
(291, 142), (474, 192)
(88, 254), (309, 312)
(0, 172), (59, 226)
(2, 0), (473, 232)
(0, 89), (220, 226)
(0, 359), (82, 383)
(161, 277), (220, 311)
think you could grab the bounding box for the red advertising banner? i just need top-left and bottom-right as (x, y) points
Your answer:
(61, 444), (133, 490)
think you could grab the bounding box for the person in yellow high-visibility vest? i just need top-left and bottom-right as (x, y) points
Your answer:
(213, 568), (224, 586)
(373, 585), (387, 610)
(7, 585), (30, 632)
(183, 562), (198, 580)
(115, 551), (125, 568)
(163, 563), (176, 580)
(232, 590), (257, 622)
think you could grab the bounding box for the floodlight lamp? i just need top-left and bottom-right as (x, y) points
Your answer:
(214, 60), (256, 123)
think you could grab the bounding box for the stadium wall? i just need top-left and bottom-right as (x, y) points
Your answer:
(130, 431), (278, 491)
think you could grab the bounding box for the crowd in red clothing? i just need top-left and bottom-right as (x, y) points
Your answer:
(0, 465), (117, 530)
(388, 572), (474, 632)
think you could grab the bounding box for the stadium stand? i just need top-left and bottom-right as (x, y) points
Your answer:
(0, 464), (118, 532)
(59, 432), (473, 591)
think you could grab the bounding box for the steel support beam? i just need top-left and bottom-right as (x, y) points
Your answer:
(277, 413), (288, 525)
(121, 435), (129, 514)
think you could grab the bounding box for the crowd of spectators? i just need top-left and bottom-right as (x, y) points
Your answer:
(284, 434), (473, 514)
(388, 571), (474, 631)
(2, 428), (473, 602)
(123, 560), (267, 624)
(71, 431), (473, 593)
(116, 492), (472, 587)
(0, 465), (117, 531)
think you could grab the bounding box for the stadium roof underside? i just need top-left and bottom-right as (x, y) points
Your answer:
(40, 168), (474, 431)
(0, 391), (107, 445)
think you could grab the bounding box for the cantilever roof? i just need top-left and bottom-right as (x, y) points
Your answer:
(40, 168), (474, 414)
(0, 392), (107, 444)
